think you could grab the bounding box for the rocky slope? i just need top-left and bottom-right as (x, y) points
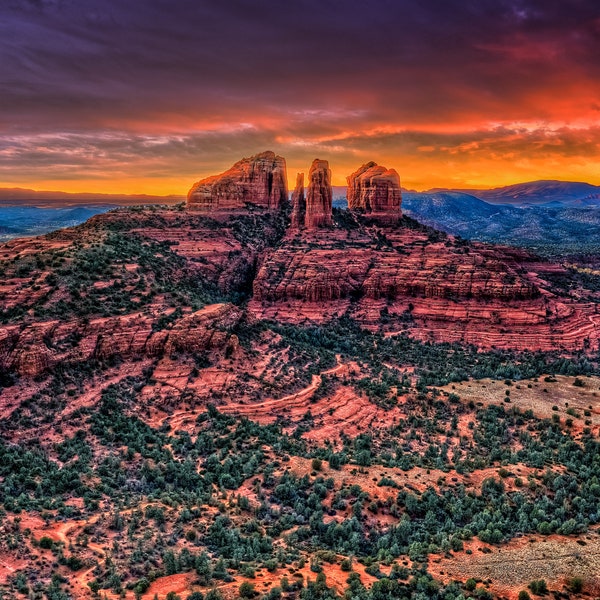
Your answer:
(0, 303), (242, 377)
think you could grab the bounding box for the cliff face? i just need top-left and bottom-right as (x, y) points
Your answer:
(252, 228), (539, 306)
(347, 162), (401, 220)
(290, 173), (305, 229)
(250, 220), (600, 352)
(187, 150), (288, 211)
(304, 159), (333, 228)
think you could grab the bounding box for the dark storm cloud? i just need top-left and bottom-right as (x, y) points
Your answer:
(2, 0), (599, 128)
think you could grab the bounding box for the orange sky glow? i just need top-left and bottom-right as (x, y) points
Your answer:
(1, 1), (599, 196)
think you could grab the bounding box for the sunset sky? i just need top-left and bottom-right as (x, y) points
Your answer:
(1, 0), (599, 195)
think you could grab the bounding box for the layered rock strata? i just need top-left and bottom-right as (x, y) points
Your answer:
(250, 223), (600, 352)
(0, 303), (242, 378)
(187, 150), (288, 211)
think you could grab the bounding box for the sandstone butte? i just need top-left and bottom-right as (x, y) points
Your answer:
(187, 150), (288, 210)
(347, 161), (402, 221)
(2, 151), (600, 379)
(187, 152), (402, 225)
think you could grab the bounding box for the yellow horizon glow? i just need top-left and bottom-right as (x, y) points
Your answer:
(2, 156), (600, 197)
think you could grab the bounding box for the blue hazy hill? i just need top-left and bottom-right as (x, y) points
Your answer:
(0, 205), (113, 240)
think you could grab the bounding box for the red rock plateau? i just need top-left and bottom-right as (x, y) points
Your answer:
(304, 158), (333, 228)
(347, 161), (402, 221)
(251, 222), (600, 353)
(2, 152), (600, 385)
(187, 150), (288, 211)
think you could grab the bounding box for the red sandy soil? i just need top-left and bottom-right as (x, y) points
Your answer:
(0, 553), (26, 585)
(284, 457), (543, 498)
(137, 558), (379, 600)
(141, 572), (196, 599)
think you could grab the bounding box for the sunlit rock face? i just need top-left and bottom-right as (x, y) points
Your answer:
(305, 159), (332, 228)
(187, 150), (288, 211)
(347, 162), (401, 221)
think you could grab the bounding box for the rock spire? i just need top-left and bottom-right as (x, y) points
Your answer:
(304, 159), (332, 228)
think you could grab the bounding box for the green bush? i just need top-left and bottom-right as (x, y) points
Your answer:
(39, 536), (54, 549)
(567, 577), (583, 593)
(528, 579), (548, 595)
(238, 581), (256, 598)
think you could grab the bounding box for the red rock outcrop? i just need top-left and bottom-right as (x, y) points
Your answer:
(347, 162), (401, 220)
(250, 223), (600, 353)
(304, 159), (333, 228)
(290, 173), (306, 229)
(187, 150), (288, 211)
(0, 303), (243, 377)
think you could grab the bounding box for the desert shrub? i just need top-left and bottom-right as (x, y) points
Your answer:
(528, 580), (548, 595)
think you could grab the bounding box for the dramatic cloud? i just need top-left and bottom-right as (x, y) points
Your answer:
(1, 0), (599, 192)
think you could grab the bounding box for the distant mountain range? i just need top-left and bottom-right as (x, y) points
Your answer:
(0, 188), (185, 241)
(427, 180), (600, 208)
(2, 181), (600, 253)
(0, 206), (115, 241)
(401, 181), (600, 255)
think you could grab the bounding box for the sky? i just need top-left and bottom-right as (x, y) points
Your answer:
(1, 0), (599, 194)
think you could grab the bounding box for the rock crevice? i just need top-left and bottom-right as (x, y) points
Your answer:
(290, 172), (305, 229)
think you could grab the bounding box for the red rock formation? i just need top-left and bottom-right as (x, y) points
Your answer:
(290, 173), (305, 229)
(187, 150), (287, 211)
(347, 162), (401, 220)
(305, 159), (333, 228)
(250, 224), (600, 353)
(0, 303), (243, 378)
(3, 203), (600, 380)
